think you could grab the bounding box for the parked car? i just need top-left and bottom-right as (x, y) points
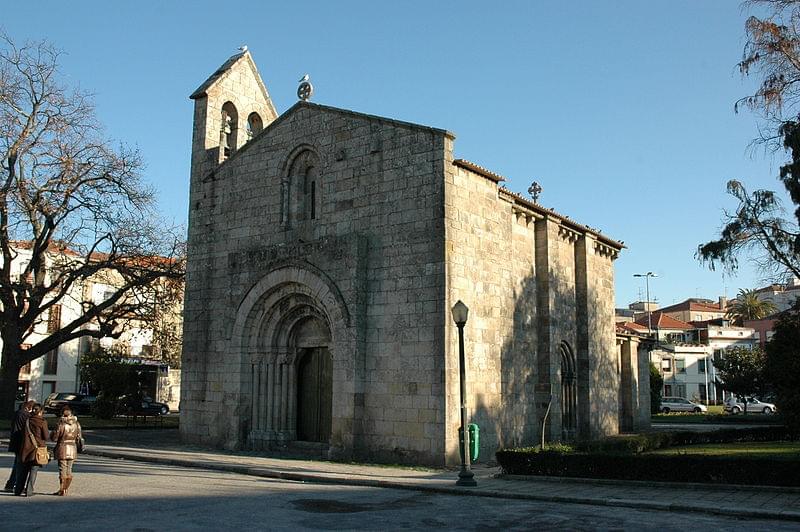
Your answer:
(659, 396), (707, 414)
(43, 393), (97, 415)
(724, 396), (777, 415)
(119, 395), (170, 416)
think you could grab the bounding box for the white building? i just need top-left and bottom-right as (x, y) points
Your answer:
(697, 320), (759, 353)
(753, 278), (800, 312)
(637, 317), (758, 404)
(1, 242), (180, 407)
(649, 344), (715, 403)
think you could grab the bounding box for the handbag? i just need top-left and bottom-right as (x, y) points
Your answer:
(26, 420), (50, 466)
(76, 435), (85, 453)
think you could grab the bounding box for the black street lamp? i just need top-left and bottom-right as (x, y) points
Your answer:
(451, 300), (477, 487)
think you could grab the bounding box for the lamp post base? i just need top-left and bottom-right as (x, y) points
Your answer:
(456, 467), (477, 487)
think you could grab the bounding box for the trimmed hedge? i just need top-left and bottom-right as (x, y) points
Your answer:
(652, 413), (785, 425)
(495, 449), (800, 486)
(496, 427), (800, 486)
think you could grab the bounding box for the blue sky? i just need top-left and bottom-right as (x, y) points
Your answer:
(4, 1), (788, 307)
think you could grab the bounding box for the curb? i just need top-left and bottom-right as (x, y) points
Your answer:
(83, 448), (800, 523)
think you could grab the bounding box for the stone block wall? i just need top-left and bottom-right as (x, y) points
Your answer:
(443, 160), (518, 462)
(443, 165), (622, 456)
(184, 91), (453, 463)
(577, 237), (619, 438)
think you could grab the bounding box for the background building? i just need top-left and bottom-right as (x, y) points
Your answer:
(657, 297), (727, 323)
(0, 242), (183, 409)
(649, 344), (714, 402)
(752, 279), (800, 312)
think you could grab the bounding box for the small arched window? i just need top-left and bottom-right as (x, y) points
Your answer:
(221, 102), (239, 159)
(304, 165), (318, 220)
(283, 148), (320, 228)
(247, 112), (263, 140)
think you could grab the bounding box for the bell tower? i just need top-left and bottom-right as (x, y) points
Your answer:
(182, 50), (279, 442)
(188, 49), (278, 181)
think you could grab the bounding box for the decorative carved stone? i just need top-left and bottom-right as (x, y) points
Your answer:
(558, 225), (581, 244)
(594, 241), (620, 260)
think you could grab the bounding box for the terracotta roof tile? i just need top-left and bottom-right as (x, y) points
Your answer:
(635, 312), (694, 330)
(453, 159), (506, 182)
(658, 299), (724, 314)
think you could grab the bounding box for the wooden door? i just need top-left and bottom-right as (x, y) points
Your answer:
(296, 347), (332, 442)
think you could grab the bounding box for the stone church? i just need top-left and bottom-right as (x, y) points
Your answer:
(180, 51), (648, 466)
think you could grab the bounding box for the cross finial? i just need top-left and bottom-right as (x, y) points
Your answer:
(297, 74), (313, 101)
(528, 181), (542, 202)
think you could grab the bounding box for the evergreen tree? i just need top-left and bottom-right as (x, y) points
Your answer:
(764, 301), (800, 432)
(726, 288), (778, 324)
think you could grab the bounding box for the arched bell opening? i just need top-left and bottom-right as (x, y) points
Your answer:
(246, 112), (263, 139)
(220, 101), (238, 159)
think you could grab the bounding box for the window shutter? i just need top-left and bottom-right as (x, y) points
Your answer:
(48, 304), (61, 333)
(44, 349), (58, 374)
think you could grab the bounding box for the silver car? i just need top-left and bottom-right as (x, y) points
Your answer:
(724, 396), (776, 415)
(659, 396), (708, 414)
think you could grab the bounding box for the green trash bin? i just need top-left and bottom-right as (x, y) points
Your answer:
(458, 423), (480, 462)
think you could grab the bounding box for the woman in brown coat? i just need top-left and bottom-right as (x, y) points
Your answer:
(50, 406), (82, 496)
(15, 403), (49, 497)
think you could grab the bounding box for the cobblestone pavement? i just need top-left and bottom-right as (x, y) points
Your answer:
(2, 427), (800, 526)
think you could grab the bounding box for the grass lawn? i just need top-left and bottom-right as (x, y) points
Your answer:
(647, 441), (800, 460)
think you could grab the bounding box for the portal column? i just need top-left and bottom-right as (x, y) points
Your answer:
(281, 363), (289, 430)
(288, 359), (297, 438)
(265, 359), (274, 434)
(273, 354), (283, 435)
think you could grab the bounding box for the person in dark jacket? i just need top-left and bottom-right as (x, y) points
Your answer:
(50, 406), (82, 496)
(14, 403), (49, 497)
(4, 400), (35, 493)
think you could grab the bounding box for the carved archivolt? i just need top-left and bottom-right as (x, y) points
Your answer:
(230, 264), (348, 447)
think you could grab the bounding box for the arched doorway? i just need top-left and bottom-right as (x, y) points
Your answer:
(230, 264), (353, 452)
(291, 313), (333, 443)
(296, 347), (332, 442)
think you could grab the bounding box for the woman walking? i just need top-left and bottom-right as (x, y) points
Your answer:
(15, 403), (48, 497)
(50, 406), (82, 496)
(4, 400), (34, 493)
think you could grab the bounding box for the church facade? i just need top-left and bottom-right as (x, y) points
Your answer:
(180, 51), (646, 466)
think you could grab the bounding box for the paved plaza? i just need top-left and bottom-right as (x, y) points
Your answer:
(2, 427), (799, 530)
(1, 451), (798, 531)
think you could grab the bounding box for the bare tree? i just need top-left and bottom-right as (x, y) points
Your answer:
(0, 35), (185, 417)
(698, 1), (800, 280)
